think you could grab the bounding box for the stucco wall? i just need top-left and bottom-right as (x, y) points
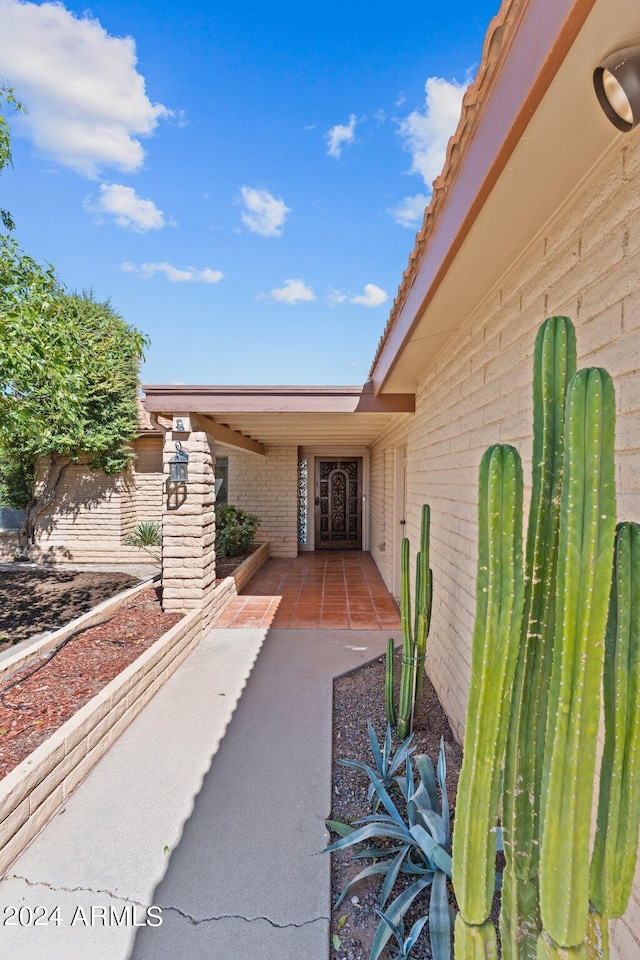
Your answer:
(368, 136), (640, 956)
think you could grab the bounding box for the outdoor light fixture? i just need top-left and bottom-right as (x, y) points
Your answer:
(594, 47), (640, 131)
(168, 441), (189, 484)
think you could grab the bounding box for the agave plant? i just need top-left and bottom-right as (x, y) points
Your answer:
(375, 909), (429, 960)
(325, 737), (454, 960)
(123, 520), (162, 562)
(338, 721), (414, 812)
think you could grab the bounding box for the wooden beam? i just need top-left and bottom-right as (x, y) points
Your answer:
(193, 415), (265, 456)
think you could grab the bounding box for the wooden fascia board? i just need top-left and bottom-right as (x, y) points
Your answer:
(143, 392), (414, 414)
(371, 0), (598, 396)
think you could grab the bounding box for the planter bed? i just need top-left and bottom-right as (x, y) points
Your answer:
(0, 595), (201, 875)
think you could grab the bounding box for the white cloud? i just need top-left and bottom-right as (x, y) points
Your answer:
(328, 283), (388, 308)
(350, 284), (388, 308)
(267, 279), (315, 304)
(389, 193), (429, 229)
(121, 262), (223, 283)
(398, 77), (467, 187)
(85, 183), (166, 231)
(239, 186), (291, 237)
(0, 0), (169, 177)
(325, 114), (356, 158)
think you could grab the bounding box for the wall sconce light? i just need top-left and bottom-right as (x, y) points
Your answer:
(594, 47), (640, 131)
(168, 441), (189, 484)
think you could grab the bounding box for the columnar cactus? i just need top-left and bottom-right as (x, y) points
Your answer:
(384, 636), (397, 728)
(587, 522), (640, 956)
(452, 444), (524, 951)
(388, 503), (433, 738)
(537, 367), (616, 953)
(501, 316), (576, 958)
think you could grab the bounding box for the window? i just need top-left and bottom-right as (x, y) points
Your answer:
(215, 456), (229, 504)
(0, 505), (25, 531)
(297, 459), (308, 544)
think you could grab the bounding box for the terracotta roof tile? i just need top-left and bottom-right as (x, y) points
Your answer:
(369, 0), (526, 380)
(136, 397), (171, 434)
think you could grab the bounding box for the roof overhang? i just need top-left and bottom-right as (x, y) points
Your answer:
(371, 0), (639, 394)
(142, 383), (414, 448)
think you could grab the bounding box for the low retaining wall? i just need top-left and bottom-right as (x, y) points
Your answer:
(211, 541), (271, 622)
(0, 577), (156, 685)
(0, 542), (272, 873)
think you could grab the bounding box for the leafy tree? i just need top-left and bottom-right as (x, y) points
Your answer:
(0, 83), (25, 231)
(0, 89), (149, 548)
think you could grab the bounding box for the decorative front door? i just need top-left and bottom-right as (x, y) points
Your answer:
(314, 458), (362, 550)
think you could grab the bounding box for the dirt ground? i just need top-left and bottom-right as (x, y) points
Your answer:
(0, 586), (182, 778)
(330, 650), (502, 959)
(0, 567), (140, 649)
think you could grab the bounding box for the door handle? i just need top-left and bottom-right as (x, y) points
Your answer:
(315, 497), (320, 506)
(400, 520), (406, 525)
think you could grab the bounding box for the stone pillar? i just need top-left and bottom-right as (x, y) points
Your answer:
(161, 429), (216, 616)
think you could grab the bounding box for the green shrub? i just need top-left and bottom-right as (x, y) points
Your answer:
(215, 504), (259, 557)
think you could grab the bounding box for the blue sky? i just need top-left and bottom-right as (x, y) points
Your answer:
(0, 0), (498, 386)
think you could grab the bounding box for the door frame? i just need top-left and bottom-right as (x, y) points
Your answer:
(298, 446), (370, 552)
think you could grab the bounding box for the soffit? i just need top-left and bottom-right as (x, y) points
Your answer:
(376, 0), (639, 393)
(209, 412), (408, 447)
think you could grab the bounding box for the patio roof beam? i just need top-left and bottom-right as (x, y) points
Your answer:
(193, 415), (266, 456)
(143, 383), (415, 415)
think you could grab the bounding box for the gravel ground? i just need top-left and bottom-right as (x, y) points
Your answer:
(329, 648), (502, 959)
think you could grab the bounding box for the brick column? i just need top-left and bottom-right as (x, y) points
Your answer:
(161, 429), (216, 615)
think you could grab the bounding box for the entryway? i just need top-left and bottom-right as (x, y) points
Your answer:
(314, 457), (363, 550)
(215, 551), (400, 630)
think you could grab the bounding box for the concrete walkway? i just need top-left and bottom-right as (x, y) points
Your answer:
(0, 624), (397, 960)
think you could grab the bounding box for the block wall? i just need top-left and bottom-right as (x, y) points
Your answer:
(369, 137), (640, 956)
(227, 445), (298, 557)
(31, 437), (164, 564)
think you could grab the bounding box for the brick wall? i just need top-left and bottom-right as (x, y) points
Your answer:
(369, 136), (640, 957)
(227, 445), (298, 557)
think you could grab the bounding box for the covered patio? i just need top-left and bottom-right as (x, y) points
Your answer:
(216, 551), (401, 630)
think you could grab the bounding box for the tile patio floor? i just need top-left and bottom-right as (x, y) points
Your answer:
(215, 550), (401, 630)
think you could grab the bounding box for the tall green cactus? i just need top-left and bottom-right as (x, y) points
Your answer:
(452, 444), (524, 945)
(384, 636), (397, 728)
(537, 367), (616, 952)
(501, 317), (576, 958)
(391, 503), (433, 738)
(587, 522), (640, 954)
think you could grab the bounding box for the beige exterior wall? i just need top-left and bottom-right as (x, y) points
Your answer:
(29, 437), (164, 564)
(23, 437), (299, 563)
(368, 137), (640, 956)
(227, 444), (298, 558)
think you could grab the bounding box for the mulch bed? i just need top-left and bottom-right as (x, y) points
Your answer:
(0, 567), (140, 650)
(330, 651), (502, 959)
(215, 543), (260, 582)
(0, 586), (182, 779)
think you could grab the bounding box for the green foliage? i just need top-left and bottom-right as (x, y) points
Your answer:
(388, 504), (433, 737)
(123, 521), (162, 562)
(0, 84), (25, 231)
(451, 318), (640, 960)
(0, 243), (148, 539)
(215, 503), (259, 557)
(452, 444), (524, 930)
(339, 721), (414, 813)
(375, 909), (428, 960)
(325, 733), (457, 960)
(589, 523), (640, 926)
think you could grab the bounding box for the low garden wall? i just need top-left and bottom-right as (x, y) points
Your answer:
(0, 541), (272, 872)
